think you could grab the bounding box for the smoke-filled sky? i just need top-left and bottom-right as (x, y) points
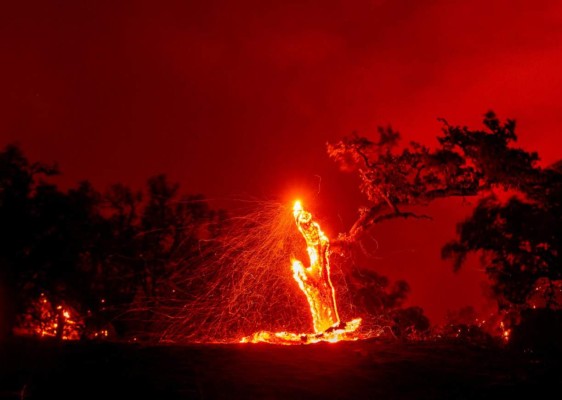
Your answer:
(2, 0), (562, 322)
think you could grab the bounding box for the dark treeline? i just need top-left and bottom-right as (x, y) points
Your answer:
(0, 144), (427, 343)
(2, 112), (561, 349)
(0, 145), (429, 339)
(0, 144), (226, 341)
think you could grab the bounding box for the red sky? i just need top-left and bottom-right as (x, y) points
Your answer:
(2, 0), (562, 323)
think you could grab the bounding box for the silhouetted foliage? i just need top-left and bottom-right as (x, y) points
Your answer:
(0, 144), (223, 340)
(328, 112), (539, 243)
(390, 307), (430, 338)
(509, 309), (562, 353)
(0, 145), (60, 339)
(348, 268), (410, 313)
(346, 267), (429, 338)
(330, 112), (562, 343)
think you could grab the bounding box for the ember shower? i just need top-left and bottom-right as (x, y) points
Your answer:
(160, 200), (366, 343)
(243, 201), (361, 344)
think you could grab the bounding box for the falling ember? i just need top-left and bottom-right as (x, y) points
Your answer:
(242, 200), (361, 344)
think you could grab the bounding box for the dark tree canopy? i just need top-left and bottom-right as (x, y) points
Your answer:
(328, 112), (538, 241)
(329, 112), (562, 313)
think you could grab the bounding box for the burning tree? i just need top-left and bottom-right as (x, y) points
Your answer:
(242, 201), (361, 344)
(291, 200), (340, 333)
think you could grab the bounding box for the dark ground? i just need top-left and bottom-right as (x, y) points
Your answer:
(1, 338), (561, 399)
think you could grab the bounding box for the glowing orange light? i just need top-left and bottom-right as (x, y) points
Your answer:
(243, 200), (361, 344)
(13, 295), (108, 341)
(500, 321), (511, 343)
(292, 201), (339, 332)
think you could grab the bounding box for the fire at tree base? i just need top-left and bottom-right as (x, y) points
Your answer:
(241, 318), (362, 345)
(241, 201), (362, 344)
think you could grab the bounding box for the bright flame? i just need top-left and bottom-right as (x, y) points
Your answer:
(243, 200), (361, 344)
(292, 201), (339, 332)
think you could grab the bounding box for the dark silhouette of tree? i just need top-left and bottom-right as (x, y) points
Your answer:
(0, 143), (112, 340)
(74, 183), (143, 337)
(136, 175), (221, 299)
(349, 268), (410, 313)
(0, 145), (224, 341)
(329, 112), (562, 331)
(438, 116), (561, 316)
(345, 266), (429, 338)
(0, 145), (59, 340)
(328, 112), (538, 244)
(28, 180), (104, 339)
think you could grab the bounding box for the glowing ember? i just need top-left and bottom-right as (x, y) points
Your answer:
(242, 200), (361, 344)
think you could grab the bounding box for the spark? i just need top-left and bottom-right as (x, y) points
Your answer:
(160, 200), (314, 342)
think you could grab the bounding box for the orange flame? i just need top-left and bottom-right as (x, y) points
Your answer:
(242, 200), (361, 344)
(292, 200), (340, 332)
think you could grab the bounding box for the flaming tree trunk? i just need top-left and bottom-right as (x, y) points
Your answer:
(292, 202), (340, 333)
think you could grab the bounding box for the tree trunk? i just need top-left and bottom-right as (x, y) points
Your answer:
(292, 203), (340, 333)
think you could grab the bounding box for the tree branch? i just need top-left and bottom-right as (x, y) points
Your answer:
(333, 206), (432, 248)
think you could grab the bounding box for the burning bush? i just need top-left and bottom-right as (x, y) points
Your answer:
(14, 293), (84, 340)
